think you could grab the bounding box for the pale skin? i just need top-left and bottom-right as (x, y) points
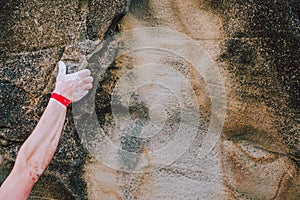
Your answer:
(0, 61), (93, 200)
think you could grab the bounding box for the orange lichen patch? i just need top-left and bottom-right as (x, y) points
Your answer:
(277, 170), (300, 199)
(188, 63), (211, 121)
(134, 172), (154, 199)
(84, 159), (123, 200)
(272, 171), (289, 199)
(222, 142), (252, 187)
(221, 92), (299, 199)
(135, 148), (154, 199)
(221, 139), (298, 199)
(221, 142), (243, 199)
(223, 99), (290, 155)
(225, 100), (277, 132)
(140, 147), (150, 163)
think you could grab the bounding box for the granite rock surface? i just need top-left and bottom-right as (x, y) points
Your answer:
(0, 0), (299, 199)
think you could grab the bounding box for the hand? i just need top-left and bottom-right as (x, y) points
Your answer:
(53, 61), (93, 102)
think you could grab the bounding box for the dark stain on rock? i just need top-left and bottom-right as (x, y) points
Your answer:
(207, 0), (300, 158)
(212, 0), (300, 114)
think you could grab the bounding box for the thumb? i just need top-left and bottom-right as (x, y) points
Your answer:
(57, 61), (66, 78)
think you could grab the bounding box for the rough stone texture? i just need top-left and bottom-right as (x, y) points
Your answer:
(83, 0), (299, 199)
(211, 1), (300, 198)
(0, 0), (129, 199)
(1, 0), (299, 200)
(83, 0), (228, 199)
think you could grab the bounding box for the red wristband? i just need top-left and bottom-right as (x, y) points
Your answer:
(51, 93), (71, 107)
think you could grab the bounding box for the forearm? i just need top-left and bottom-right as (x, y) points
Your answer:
(17, 98), (67, 169)
(0, 99), (67, 199)
(0, 61), (93, 199)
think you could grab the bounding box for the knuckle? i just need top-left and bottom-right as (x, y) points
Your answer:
(80, 69), (91, 76)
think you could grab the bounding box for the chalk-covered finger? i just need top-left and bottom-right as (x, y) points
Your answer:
(57, 61), (67, 78)
(82, 83), (93, 90)
(82, 76), (93, 84)
(78, 69), (91, 77)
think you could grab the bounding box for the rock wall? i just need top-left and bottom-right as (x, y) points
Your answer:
(0, 0), (299, 199)
(0, 0), (129, 199)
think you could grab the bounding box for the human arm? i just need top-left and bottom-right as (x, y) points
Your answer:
(0, 61), (93, 199)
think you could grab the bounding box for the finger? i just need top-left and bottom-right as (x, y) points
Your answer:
(78, 69), (91, 77)
(57, 61), (67, 77)
(82, 83), (93, 90)
(82, 76), (93, 84)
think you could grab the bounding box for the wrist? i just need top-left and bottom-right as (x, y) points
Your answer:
(50, 92), (71, 107)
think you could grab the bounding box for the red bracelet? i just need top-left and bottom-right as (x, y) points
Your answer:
(50, 93), (71, 107)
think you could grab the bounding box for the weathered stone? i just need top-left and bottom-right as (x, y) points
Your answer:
(82, 0), (299, 199)
(1, 0), (299, 199)
(0, 0), (129, 199)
